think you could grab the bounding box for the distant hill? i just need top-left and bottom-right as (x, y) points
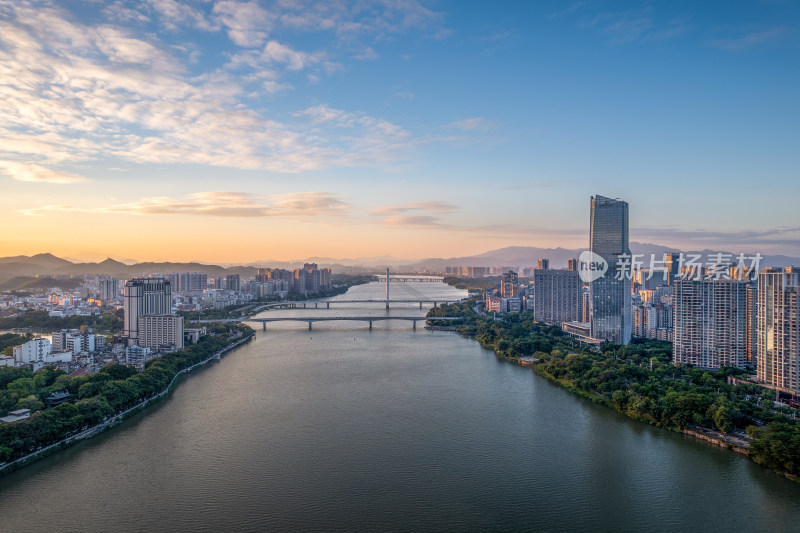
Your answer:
(0, 244), (797, 286)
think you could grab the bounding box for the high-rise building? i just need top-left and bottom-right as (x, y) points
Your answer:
(589, 195), (631, 344)
(168, 272), (207, 292)
(663, 252), (681, 286)
(123, 278), (172, 341)
(99, 278), (119, 301)
(757, 267), (800, 395)
(673, 279), (748, 369)
(501, 271), (519, 298)
(746, 282), (758, 368)
(533, 268), (580, 324)
(226, 274), (241, 292)
(537, 259), (550, 270)
(137, 315), (184, 351)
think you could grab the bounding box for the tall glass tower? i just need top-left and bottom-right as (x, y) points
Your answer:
(589, 195), (631, 344)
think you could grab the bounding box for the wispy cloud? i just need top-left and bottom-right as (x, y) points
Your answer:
(21, 191), (349, 218)
(0, 161), (87, 184)
(707, 27), (792, 51)
(446, 117), (492, 131)
(373, 201), (457, 216)
(147, 0), (219, 32)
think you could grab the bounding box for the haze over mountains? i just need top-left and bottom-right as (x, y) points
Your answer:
(1, 243), (798, 288)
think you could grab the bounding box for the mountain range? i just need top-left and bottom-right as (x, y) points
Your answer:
(0, 244), (798, 288)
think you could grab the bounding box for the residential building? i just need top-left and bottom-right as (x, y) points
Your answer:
(501, 271), (519, 298)
(137, 315), (184, 351)
(99, 278), (119, 301)
(746, 282), (758, 368)
(533, 267), (580, 324)
(673, 278), (748, 369)
(757, 267), (800, 396)
(12, 338), (51, 364)
(226, 274), (241, 292)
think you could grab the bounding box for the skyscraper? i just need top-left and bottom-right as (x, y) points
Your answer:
(589, 195), (631, 344)
(757, 267), (800, 396)
(123, 278), (172, 341)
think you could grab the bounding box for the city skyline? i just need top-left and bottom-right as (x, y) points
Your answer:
(2, 1), (799, 262)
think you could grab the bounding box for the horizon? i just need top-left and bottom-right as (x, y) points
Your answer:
(2, 1), (799, 262)
(6, 238), (800, 268)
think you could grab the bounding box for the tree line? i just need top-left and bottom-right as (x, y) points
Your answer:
(0, 324), (253, 464)
(431, 280), (800, 480)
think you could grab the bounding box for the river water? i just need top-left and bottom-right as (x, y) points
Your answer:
(1, 280), (799, 532)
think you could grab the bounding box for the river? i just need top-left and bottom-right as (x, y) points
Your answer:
(1, 280), (799, 532)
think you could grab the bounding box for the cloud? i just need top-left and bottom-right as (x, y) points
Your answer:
(354, 46), (379, 60)
(270, 192), (350, 215)
(373, 201), (457, 216)
(0, 161), (87, 184)
(382, 215), (445, 227)
(548, 1), (588, 20)
(21, 191), (350, 218)
(707, 27), (792, 51)
(146, 0), (219, 32)
(261, 40), (325, 70)
(213, 0), (275, 47)
(0, 3), (417, 176)
(576, 7), (689, 45)
(447, 117), (492, 131)
(392, 91), (414, 101)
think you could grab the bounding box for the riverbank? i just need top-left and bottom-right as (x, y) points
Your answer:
(0, 326), (254, 477)
(427, 292), (800, 483)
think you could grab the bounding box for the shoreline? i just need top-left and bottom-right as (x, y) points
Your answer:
(0, 332), (253, 477)
(517, 349), (800, 483)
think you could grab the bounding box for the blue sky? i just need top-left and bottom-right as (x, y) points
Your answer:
(1, 0), (798, 262)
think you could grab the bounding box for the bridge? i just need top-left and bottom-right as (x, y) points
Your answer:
(250, 299), (459, 312)
(375, 276), (444, 283)
(249, 316), (462, 331)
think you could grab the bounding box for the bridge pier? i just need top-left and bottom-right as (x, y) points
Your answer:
(369, 320), (372, 330)
(419, 302), (423, 309)
(308, 322), (312, 330)
(326, 302), (330, 309)
(315, 302), (318, 309)
(413, 320), (416, 331)
(262, 323), (266, 331)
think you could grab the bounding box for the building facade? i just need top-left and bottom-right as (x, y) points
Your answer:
(589, 195), (631, 344)
(757, 267), (800, 395)
(533, 267), (580, 325)
(673, 279), (748, 369)
(123, 278), (173, 342)
(137, 315), (184, 351)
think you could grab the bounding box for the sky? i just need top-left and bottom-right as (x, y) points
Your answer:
(1, 0), (799, 263)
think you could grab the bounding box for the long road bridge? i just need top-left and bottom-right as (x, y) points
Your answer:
(375, 276), (444, 283)
(248, 316), (462, 331)
(250, 299), (459, 312)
